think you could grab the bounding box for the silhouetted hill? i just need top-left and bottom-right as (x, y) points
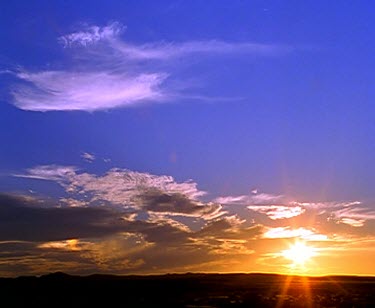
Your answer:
(1, 272), (374, 307)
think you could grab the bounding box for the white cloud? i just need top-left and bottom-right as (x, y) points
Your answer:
(59, 22), (124, 47)
(111, 40), (290, 60)
(263, 227), (327, 241)
(339, 218), (365, 227)
(10, 21), (292, 112)
(58, 22), (289, 60)
(294, 201), (361, 210)
(65, 168), (206, 204)
(13, 71), (166, 111)
(214, 192), (283, 205)
(16, 165), (223, 220)
(81, 152), (96, 163)
(14, 165), (77, 182)
(247, 204), (305, 220)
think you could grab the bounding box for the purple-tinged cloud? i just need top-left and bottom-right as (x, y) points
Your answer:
(13, 71), (166, 111)
(9, 21), (292, 112)
(13, 165), (77, 182)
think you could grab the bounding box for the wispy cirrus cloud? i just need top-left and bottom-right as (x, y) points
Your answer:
(58, 22), (289, 60)
(14, 165), (77, 182)
(13, 71), (167, 112)
(9, 21), (292, 112)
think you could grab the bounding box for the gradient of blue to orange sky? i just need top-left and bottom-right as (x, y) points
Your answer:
(0, 1), (374, 277)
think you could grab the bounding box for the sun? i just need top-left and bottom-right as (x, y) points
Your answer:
(282, 241), (315, 266)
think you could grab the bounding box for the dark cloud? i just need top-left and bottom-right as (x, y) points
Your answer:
(140, 191), (223, 219)
(0, 193), (263, 276)
(0, 193), (201, 245)
(197, 216), (263, 239)
(2, 189), (372, 277)
(0, 194), (128, 241)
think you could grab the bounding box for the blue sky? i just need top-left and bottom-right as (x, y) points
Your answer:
(0, 1), (374, 276)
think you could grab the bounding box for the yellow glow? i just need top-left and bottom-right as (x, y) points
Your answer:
(38, 239), (80, 251)
(282, 241), (315, 266)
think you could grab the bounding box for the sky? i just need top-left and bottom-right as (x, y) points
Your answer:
(0, 1), (374, 277)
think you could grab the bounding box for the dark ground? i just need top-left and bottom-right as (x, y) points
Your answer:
(0, 272), (374, 307)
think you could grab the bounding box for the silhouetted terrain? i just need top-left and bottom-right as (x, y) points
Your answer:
(1, 272), (374, 307)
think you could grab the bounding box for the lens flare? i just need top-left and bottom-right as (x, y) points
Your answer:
(282, 241), (315, 266)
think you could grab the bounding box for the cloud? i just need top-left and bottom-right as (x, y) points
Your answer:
(247, 204), (305, 220)
(0, 192), (261, 276)
(13, 71), (167, 111)
(111, 40), (289, 60)
(14, 165), (77, 182)
(329, 205), (375, 227)
(0, 194), (129, 241)
(295, 200), (374, 227)
(0, 192), (196, 247)
(58, 22), (125, 47)
(9, 21), (291, 112)
(38, 239), (82, 251)
(16, 165), (375, 228)
(216, 190), (305, 221)
(263, 227), (327, 241)
(196, 215), (261, 240)
(139, 191), (223, 219)
(214, 192), (283, 205)
(294, 201), (361, 211)
(59, 198), (88, 208)
(339, 218), (365, 227)
(147, 212), (191, 233)
(81, 152), (95, 163)
(58, 22), (289, 60)
(65, 168), (207, 207)
(8, 164), (375, 276)
(2, 170), (375, 276)
(16, 165), (223, 220)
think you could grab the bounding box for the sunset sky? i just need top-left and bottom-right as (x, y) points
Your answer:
(0, 1), (374, 277)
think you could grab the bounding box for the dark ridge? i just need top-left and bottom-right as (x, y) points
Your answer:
(1, 272), (374, 307)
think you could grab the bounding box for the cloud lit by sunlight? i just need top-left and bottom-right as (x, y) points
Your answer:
(263, 227), (327, 241)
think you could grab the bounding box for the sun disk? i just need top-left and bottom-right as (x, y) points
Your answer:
(282, 241), (315, 266)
